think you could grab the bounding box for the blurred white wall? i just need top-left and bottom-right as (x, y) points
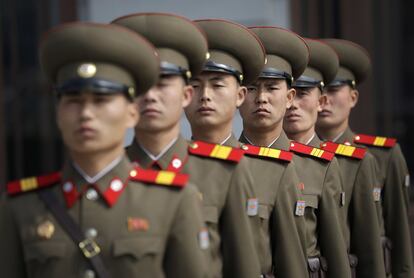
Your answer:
(77, 0), (291, 144)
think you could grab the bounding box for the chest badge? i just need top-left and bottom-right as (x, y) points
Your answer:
(295, 200), (306, 216)
(127, 217), (149, 232)
(246, 198), (259, 216)
(37, 220), (55, 239)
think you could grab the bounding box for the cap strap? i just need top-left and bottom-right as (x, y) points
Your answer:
(202, 60), (243, 83)
(259, 67), (293, 85)
(56, 78), (135, 99)
(160, 61), (190, 80)
(293, 75), (324, 90)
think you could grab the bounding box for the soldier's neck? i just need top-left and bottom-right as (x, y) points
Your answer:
(316, 119), (349, 142)
(70, 146), (125, 177)
(243, 123), (282, 147)
(135, 125), (180, 156)
(191, 122), (233, 145)
(286, 127), (315, 145)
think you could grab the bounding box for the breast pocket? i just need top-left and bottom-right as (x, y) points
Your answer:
(23, 240), (67, 278)
(202, 206), (218, 224)
(113, 236), (162, 260)
(302, 194), (319, 210)
(23, 241), (67, 263)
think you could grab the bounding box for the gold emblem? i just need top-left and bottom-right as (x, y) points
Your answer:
(128, 87), (135, 98)
(37, 220), (55, 239)
(77, 63), (97, 78)
(186, 70), (192, 79)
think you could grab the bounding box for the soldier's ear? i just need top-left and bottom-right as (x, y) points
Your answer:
(126, 101), (139, 128)
(318, 93), (327, 112)
(286, 87), (296, 109)
(236, 85), (247, 108)
(350, 88), (359, 108)
(182, 84), (194, 108)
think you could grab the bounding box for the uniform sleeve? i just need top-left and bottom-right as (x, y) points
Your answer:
(0, 195), (27, 278)
(351, 154), (387, 278)
(383, 144), (414, 278)
(272, 163), (308, 277)
(163, 185), (210, 278)
(319, 160), (352, 278)
(220, 159), (261, 278)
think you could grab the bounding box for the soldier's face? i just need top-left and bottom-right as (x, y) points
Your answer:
(284, 87), (323, 136)
(57, 92), (138, 155)
(186, 72), (246, 129)
(317, 84), (358, 129)
(135, 75), (192, 133)
(239, 78), (295, 132)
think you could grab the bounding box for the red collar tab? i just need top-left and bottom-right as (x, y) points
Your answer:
(354, 134), (396, 148)
(320, 141), (366, 160)
(7, 172), (61, 196)
(129, 168), (188, 188)
(188, 141), (244, 163)
(289, 141), (334, 162)
(241, 143), (292, 162)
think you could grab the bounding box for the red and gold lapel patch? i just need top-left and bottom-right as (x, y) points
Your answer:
(289, 141), (334, 162)
(129, 168), (188, 188)
(188, 141), (244, 163)
(241, 144), (293, 162)
(320, 141), (366, 160)
(354, 134), (396, 148)
(7, 172), (61, 195)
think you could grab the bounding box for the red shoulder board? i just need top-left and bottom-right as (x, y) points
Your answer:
(241, 144), (292, 162)
(129, 168), (188, 188)
(188, 141), (244, 163)
(354, 134), (396, 148)
(7, 172), (61, 196)
(289, 141), (334, 162)
(320, 141), (366, 160)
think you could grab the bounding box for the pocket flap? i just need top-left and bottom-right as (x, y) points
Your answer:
(258, 204), (270, 219)
(202, 206), (218, 223)
(113, 236), (162, 259)
(24, 241), (66, 262)
(302, 194), (319, 208)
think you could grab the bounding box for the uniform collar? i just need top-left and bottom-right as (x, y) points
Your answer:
(221, 133), (240, 148)
(127, 136), (188, 171)
(333, 127), (355, 144)
(308, 134), (322, 148)
(61, 156), (133, 208)
(239, 132), (280, 148)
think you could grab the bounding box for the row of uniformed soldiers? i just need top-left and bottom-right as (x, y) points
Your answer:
(0, 12), (412, 278)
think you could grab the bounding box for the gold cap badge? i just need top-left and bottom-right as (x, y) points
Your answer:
(77, 63), (97, 78)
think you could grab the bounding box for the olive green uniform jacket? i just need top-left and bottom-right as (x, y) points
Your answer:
(0, 156), (209, 278)
(327, 127), (387, 278)
(233, 135), (308, 277)
(343, 127), (413, 277)
(127, 136), (260, 278)
(261, 132), (351, 278)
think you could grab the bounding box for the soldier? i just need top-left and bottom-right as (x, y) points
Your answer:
(283, 38), (351, 278)
(186, 20), (309, 277)
(316, 39), (386, 278)
(0, 22), (209, 278)
(238, 26), (351, 278)
(317, 38), (413, 277)
(113, 14), (261, 278)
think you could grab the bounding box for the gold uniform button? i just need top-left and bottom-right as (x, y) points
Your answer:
(86, 188), (99, 201)
(37, 220), (55, 239)
(83, 269), (95, 278)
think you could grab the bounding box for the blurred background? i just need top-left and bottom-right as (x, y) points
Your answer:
(1, 0), (413, 243)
